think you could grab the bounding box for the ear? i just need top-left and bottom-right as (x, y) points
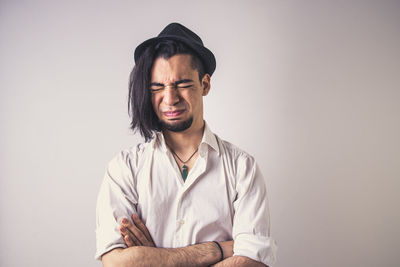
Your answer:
(201, 74), (211, 96)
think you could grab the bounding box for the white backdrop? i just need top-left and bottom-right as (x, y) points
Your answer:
(1, 1), (399, 266)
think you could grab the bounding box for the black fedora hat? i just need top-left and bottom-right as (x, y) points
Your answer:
(134, 22), (216, 76)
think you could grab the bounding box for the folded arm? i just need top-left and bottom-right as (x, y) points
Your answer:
(103, 245), (263, 267)
(212, 256), (268, 267)
(102, 243), (223, 267)
(102, 214), (233, 267)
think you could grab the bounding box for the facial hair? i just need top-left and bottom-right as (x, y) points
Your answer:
(160, 117), (193, 132)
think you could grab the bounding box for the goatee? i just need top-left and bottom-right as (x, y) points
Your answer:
(160, 117), (193, 132)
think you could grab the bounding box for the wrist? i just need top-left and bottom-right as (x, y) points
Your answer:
(176, 241), (222, 266)
(219, 240), (234, 259)
(213, 241), (224, 262)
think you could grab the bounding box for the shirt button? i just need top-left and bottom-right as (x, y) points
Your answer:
(179, 219), (185, 225)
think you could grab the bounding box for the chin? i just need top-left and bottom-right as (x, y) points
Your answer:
(160, 117), (193, 132)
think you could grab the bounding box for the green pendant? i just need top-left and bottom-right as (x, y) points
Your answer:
(182, 165), (188, 181)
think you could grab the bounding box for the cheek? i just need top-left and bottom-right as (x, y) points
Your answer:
(187, 93), (202, 108)
(151, 96), (159, 110)
(184, 90), (199, 104)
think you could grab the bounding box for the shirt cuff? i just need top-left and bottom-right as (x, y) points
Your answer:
(94, 243), (126, 260)
(233, 233), (278, 266)
(95, 228), (127, 260)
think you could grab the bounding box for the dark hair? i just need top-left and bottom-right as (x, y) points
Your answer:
(128, 40), (206, 142)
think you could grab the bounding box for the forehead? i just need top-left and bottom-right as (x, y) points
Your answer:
(151, 54), (197, 82)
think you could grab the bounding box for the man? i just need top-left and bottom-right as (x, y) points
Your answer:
(95, 22), (277, 266)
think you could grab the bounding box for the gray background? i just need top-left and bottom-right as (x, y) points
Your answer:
(1, 0), (399, 266)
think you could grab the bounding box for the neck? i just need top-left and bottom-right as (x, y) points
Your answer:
(163, 120), (205, 154)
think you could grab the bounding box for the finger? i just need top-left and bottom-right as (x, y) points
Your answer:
(124, 234), (135, 247)
(120, 227), (134, 246)
(131, 214), (155, 244)
(121, 217), (147, 245)
(120, 218), (142, 246)
(120, 225), (142, 246)
(129, 232), (142, 246)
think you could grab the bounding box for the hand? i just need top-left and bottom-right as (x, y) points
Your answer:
(119, 213), (156, 247)
(219, 240), (234, 259)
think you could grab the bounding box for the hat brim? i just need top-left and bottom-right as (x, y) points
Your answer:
(134, 35), (216, 76)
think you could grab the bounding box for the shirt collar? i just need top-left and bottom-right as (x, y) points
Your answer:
(154, 131), (168, 152)
(200, 121), (220, 156)
(153, 121), (220, 156)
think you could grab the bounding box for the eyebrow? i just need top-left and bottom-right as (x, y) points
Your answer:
(150, 79), (194, 87)
(150, 82), (164, 87)
(175, 79), (193, 85)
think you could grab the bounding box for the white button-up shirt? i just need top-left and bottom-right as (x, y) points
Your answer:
(95, 123), (277, 265)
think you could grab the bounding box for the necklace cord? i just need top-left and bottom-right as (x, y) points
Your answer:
(169, 147), (198, 164)
(166, 143), (199, 181)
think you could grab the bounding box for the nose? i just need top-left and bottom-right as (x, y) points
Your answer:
(163, 85), (180, 106)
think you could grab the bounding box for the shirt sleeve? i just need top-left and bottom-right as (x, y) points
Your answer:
(232, 155), (278, 266)
(95, 151), (139, 260)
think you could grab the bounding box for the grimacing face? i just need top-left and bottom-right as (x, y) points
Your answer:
(150, 54), (210, 133)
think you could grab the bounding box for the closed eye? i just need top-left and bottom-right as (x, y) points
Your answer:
(175, 79), (194, 88)
(149, 79), (194, 92)
(177, 84), (193, 89)
(150, 87), (164, 93)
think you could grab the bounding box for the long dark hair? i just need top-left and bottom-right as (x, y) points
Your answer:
(128, 40), (205, 142)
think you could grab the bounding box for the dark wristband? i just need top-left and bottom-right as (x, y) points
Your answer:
(213, 241), (224, 262)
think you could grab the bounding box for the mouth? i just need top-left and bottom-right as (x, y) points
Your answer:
(162, 109), (185, 119)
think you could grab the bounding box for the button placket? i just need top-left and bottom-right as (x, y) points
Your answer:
(175, 188), (188, 246)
